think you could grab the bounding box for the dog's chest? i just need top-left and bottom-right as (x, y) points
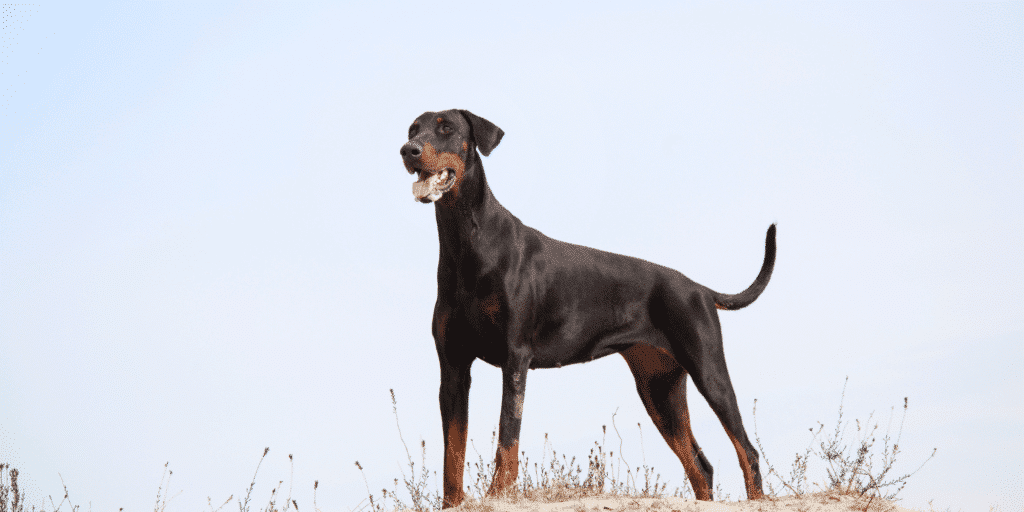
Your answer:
(454, 285), (503, 332)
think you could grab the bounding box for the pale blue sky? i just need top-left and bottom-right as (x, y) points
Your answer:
(1, 2), (1021, 511)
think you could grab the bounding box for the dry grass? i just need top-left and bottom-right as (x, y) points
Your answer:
(0, 463), (24, 512)
(752, 377), (936, 506)
(0, 378), (936, 512)
(1, 464), (80, 512)
(352, 390), (697, 512)
(354, 381), (936, 512)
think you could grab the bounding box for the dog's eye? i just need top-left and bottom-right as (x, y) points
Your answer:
(409, 125), (420, 138)
(440, 124), (453, 135)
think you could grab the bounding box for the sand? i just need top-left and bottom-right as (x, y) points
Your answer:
(436, 493), (918, 512)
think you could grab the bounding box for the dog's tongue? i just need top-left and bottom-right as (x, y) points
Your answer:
(412, 170), (449, 202)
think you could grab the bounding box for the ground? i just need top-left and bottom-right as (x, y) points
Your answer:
(443, 494), (918, 512)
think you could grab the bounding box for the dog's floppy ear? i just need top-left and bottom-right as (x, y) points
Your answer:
(459, 110), (504, 157)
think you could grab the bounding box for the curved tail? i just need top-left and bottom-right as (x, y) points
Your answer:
(713, 224), (776, 311)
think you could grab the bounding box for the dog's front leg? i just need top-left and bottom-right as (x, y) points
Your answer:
(439, 357), (472, 508)
(486, 349), (531, 497)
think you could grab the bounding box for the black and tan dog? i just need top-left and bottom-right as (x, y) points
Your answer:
(400, 110), (775, 506)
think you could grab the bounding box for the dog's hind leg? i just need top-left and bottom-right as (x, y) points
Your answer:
(621, 344), (714, 500)
(683, 323), (765, 500)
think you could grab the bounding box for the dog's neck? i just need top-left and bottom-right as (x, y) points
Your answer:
(433, 151), (515, 263)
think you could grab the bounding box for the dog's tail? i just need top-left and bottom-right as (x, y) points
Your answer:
(712, 224), (776, 311)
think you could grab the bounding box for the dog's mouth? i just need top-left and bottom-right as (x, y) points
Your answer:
(410, 165), (457, 203)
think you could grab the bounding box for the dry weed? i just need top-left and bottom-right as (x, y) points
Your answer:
(753, 377), (936, 506)
(1, 463), (24, 512)
(1, 377), (938, 512)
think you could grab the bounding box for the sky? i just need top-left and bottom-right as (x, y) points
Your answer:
(1, 1), (1021, 512)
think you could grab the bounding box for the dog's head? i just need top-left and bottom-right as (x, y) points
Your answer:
(400, 109), (503, 203)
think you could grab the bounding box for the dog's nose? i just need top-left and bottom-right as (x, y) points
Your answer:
(401, 141), (423, 160)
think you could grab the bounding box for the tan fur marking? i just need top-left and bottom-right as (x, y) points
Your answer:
(664, 425), (711, 500)
(420, 143), (465, 199)
(621, 345), (712, 500)
(480, 293), (500, 324)
(487, 442), (519, 497)
(442, 416), (468, 507)
(621, 344), (678, 375)
(724, 428), (764, 499)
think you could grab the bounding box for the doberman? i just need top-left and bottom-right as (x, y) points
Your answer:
(400, 110), (775, 506)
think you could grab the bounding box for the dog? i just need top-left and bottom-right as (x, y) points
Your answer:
(400, 110), (775, 506)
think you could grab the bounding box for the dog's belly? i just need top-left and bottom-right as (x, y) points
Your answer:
(528, 341), (625, 368)
(462, 310), (649, 369)
(526, 313), (658, 369)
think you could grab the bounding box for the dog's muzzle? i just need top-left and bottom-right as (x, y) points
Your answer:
(411, 168), (456, 203)
(402, 140), (458, 203)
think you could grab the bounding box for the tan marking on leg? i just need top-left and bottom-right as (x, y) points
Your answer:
(723, 428), (764, 500)
(442, 417), (468, 507)
(620, 343), (677, 374)
(621, 345), (712, 500)
(663, 426), (711, 500)
(486, 441), (519, 497)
